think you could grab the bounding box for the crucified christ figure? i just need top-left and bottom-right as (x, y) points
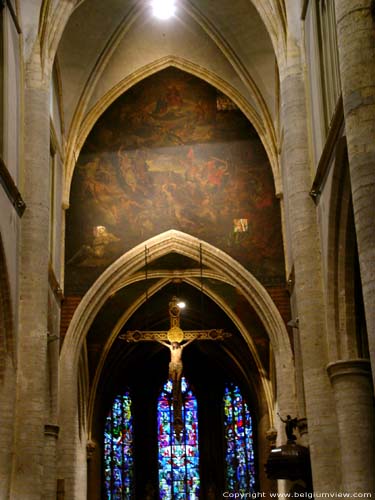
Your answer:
(119, 295), (231, 438)
(157, 337), (195, 439)
(157, 338), (195, 391)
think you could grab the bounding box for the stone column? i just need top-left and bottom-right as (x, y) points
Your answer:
(279, 43), (340, 491)
(87, 439), (99, 500)
(10, 61), (51, 499)
(0, 359), (16, 499)
(334, 0), (375, 385)
(327, 359), (374, 494)
(43, 424), (60, 500)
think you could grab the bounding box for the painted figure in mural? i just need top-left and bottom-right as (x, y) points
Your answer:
(278, 413), (298, 442)
(67, 69), (285, 297)
(166, 84), (183, 108)
(117, 146), (137, 193)
(157, 339), (195, 393)
(66, 225), (120, 267)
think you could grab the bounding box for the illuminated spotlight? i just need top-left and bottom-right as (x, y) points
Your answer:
(177, 301), (186, 309)
(151, 0), (176, 19)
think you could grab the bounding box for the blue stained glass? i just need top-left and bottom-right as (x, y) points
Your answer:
(223, 384), (256, 492)
(157, 377), (200, 499)
(104, 392), (134, 499)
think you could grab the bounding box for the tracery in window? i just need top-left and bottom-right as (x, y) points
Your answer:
(223, 383), (256, 492)
(104, 392), (134, 499)
(158, 377), (200, 499)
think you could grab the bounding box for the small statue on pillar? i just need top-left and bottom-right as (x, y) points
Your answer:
(278, 413), (298, 443)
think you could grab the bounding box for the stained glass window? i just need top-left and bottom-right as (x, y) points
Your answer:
(158, 377), (200, 499)
(104, 392), (134, 499)
(223, 384), (256, 492)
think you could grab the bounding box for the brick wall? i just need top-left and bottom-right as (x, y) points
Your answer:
(60, 296), (82, 346)
(266, 284), (292, 343)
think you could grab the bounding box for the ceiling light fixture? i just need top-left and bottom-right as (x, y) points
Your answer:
(151, 0), (176, 19)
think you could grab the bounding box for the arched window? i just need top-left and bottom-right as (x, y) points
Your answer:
(157, 377), (200, 499)
(223, 383), (256, 492)
(104, 392), (134, 499)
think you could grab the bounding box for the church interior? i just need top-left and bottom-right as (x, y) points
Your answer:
(0, 0), (374, 499)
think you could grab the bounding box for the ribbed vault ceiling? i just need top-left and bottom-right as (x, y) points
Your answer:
(57, 0), (278, 150)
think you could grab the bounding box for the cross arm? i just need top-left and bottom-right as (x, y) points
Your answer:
(119, 330), (169, 342)
(119, 328), (231, 343)
(182, 329), (231, 340)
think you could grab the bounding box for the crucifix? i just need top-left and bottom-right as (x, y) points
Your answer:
(119, 296), (231, 439)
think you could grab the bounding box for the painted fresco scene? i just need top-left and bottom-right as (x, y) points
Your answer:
(66, 68), (285, 293)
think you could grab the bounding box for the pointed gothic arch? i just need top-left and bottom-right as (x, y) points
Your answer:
(61, 230), (292, 369)
(86, 273), (271, 434)
(62, 57), (280, 206)
(58, 230), (296, 498)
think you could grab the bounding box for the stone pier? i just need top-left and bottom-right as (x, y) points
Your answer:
(279, 42), (340, 491)
(10, 60), (51, 499)
(334, 0), (375, 385)
(328, 359), (374, 494)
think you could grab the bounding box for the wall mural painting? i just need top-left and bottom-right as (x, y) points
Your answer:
(66, 68), (285, 293)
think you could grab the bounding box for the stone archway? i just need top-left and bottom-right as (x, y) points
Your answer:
(62, 56), (280, 206)
(87, 274), (271, 433)
(58, 230), (295, 499)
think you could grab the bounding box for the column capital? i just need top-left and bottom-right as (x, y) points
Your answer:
(327, 358), (371, 381)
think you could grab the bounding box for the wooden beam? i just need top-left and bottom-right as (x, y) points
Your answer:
(48, 263), (64, 302)
(301, 0), (310, 20)
(310, 96), (344, 203)
(5, 0), (22, 34)
(0, 157), (26, 216)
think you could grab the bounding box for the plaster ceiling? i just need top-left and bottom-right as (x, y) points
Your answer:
(56, 0), (278, 141)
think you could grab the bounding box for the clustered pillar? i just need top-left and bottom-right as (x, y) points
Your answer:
(9, 63), (51, 499)
(327, 360), (374, 494)
(334, 0), (375, 385)
(279, 43), (340, 491)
